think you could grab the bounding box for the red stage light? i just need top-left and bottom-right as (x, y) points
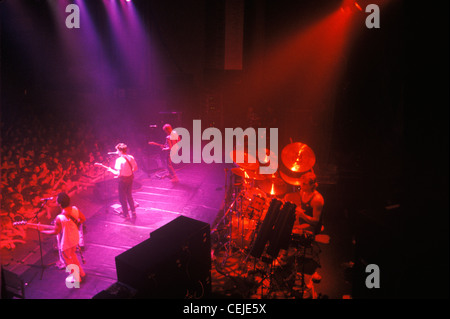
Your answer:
(354, 2), (363, 11)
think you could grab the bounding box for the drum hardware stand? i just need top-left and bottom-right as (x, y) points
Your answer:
(214, 186), (246, 272)
(290, 233), (315, 299)
(232, 191), (256, 268)
(212, 168), (236, 254)
(240, 214), (264, 265)
(256, 256), (280, 299)
(211, 198), (236, 269)
(238, 197), (258, 250)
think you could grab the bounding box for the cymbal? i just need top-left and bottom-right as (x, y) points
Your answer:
(257, 148), (278, 170)
(231, 167), (266, 181)
(243, 187), (266, 198)
(279, 170), (302, 186)
(281, 142), (315, 173)
(258, 175), (289, 196)
(229, 149), (259, 171)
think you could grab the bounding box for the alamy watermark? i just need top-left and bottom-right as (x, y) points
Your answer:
(365, 264), (381, 289)
(65, 4), (80, 29)
(169, 120), (278, 175)
(64, 4), (380, 30)
(365, 4), (380, 29)
(65, 264), (81, 288)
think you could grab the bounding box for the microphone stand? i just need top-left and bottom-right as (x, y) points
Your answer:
(104, 153), (116, 214)
(28, 199), (54, 280)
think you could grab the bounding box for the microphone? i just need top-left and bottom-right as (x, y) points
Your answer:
(41, 197), (54, 201)
(107, 151), (118, 155)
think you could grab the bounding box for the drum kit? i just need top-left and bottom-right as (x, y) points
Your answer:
(213, 142), (318, 274)
(212, 142), (322, 298)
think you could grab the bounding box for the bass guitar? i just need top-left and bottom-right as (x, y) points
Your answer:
(149, 141), (179, 153)
(148, 141), (165, 148)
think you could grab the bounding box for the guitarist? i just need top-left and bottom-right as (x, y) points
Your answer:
(39, 192), (86, 283)
(149, 124), (179, 183)
(110, 143), (138, 220)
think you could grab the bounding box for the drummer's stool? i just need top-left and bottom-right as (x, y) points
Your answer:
(294, 229), (330, 267)
(303, 233), (316, 259)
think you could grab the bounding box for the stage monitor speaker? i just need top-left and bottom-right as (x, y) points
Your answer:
(116, 216), (211, 298)
(1, 267), (25, 299)
(93, 178), (141, 201)
(150, 215), (211, 297)
(150, 215), (208, 243)
(93, 178), (117, 201)
(145, 154), (164, 173)
(92, 281), (137, 299)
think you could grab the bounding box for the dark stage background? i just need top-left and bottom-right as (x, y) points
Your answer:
(1, 0), (448, 299)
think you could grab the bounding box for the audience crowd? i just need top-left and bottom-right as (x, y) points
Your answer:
(0, 112), (130, 250)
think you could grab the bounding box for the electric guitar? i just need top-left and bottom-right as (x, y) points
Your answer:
(94, 162), (119, 177)
(148, 141), (165, 148)
(149, 141), (179, 153)
(13, 220), (54, 230)
(13, 220), (86, 264)
(94, 162), (112, 171)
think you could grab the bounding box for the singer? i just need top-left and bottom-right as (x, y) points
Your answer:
(108, 143), (138, 220)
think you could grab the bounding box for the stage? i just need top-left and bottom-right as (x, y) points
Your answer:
(1, 161), (229, 299)
(1, 160), (353, 300)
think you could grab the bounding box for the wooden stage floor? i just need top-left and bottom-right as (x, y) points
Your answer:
(1, 161), (352, 300)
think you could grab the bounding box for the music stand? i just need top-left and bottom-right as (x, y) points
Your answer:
(28, 199), (55, 280)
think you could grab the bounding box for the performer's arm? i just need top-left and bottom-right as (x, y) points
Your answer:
(132, 157), (138, 172)
(107, 167), (120, 176)
(40, 218), (61, 235)
(162, 140), (170, 151)
(297, 195), (323, 227)
(110, 159), (121, 176)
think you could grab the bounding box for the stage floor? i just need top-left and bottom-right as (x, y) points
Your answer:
(1, 162), (352, 299)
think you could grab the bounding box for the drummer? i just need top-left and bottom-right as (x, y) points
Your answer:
(283, 171), (324, 235)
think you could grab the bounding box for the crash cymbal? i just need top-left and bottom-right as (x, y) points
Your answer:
(258, 175), (289, 196)
(264, 171), (282, 180)
(279, 170), (302, 186)
(231, 167), (266, 180)
(281, 142), (315, 173)
(229, 149), (259, 171)
(244, 187), (266, 198)
(257, 148), (278, 171)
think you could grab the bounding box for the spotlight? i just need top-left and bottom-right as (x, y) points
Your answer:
(341, 0), (364, 13)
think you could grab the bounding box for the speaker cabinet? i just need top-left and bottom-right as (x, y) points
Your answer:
(93, 178), (117, 201)
(92, 282), (137, 299)
(115, 216), (211, 298)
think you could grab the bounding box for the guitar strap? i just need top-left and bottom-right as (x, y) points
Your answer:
(122, 155), (134, 177)
(63, 207), (86, 263)
(64, 206), (80, 229)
